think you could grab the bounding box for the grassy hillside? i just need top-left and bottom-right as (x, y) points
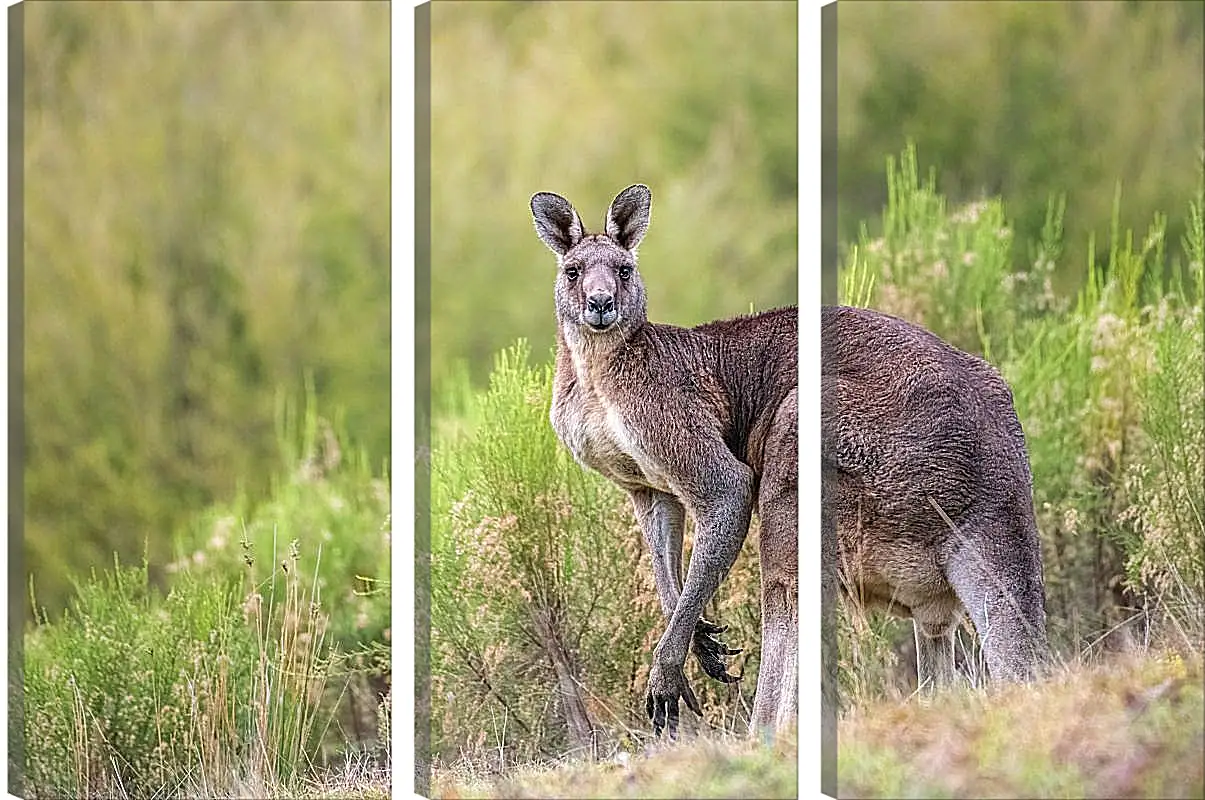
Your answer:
(838, 654), (1203, 798)
(431, 733), (798, 800)
(428, 653), (1203, 798)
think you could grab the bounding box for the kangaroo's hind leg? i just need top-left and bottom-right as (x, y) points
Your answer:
(911, 603), (961, 693)
(751, 389), (798, 737)
(942, 511), (1049, 682)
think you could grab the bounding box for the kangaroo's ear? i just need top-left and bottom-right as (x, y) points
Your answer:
(605, 184), (652, 252)
(531, 192), (585, 256)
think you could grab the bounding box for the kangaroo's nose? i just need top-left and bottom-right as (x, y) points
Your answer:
(587, 293), (614, 316)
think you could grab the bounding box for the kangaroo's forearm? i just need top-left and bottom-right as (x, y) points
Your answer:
(655, 475), (753, 666)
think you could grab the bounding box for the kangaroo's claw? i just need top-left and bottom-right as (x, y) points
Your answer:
(692, 618), (743, 683)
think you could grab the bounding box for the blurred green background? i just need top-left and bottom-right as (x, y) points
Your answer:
(21, 0), (1202, 626)
(836, 1), (1204, 293)
(430, 0), (1203, 389)
(22, 1), (390, 616)
(429, 1), (800, 397)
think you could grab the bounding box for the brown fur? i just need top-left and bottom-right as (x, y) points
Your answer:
(531, 185), (798, 738)
(821, 304), (1049, 705)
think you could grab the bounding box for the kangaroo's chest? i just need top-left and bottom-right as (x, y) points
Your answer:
(552, 380), (671, 494)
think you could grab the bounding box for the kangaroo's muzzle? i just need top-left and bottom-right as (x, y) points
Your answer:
(585, 293), (618, 330)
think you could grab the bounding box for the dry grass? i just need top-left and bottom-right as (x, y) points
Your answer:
(431, 730), (798, 800)
(837, 651), (1204, 798)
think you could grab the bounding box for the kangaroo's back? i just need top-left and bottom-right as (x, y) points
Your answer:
(690, 306), (797, 473)
(822, 305), (1032, 523)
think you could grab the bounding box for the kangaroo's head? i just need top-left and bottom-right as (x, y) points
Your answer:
(530, 184), (651, 341)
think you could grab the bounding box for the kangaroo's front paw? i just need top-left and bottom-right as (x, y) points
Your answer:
(645, 661), (701, 739)
(692, 618), (742, 683)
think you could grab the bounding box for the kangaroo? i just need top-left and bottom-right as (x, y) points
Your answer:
(530, 184), (798, 739)
(821, 304), (1049, 699)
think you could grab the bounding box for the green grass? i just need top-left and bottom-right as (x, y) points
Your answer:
(24, 552), (345, 798)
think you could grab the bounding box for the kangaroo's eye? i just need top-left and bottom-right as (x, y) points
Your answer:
(618, 266), (632, 281)
(564, 266), (579, 281)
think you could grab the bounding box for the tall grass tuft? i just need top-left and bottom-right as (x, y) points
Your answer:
(1117, 175), (1205, 649)
(24, 548), (334, 798)
(176, 386), (392, 759)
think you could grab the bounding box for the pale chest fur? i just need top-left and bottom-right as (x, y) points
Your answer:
(550, 345), (671, 493)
